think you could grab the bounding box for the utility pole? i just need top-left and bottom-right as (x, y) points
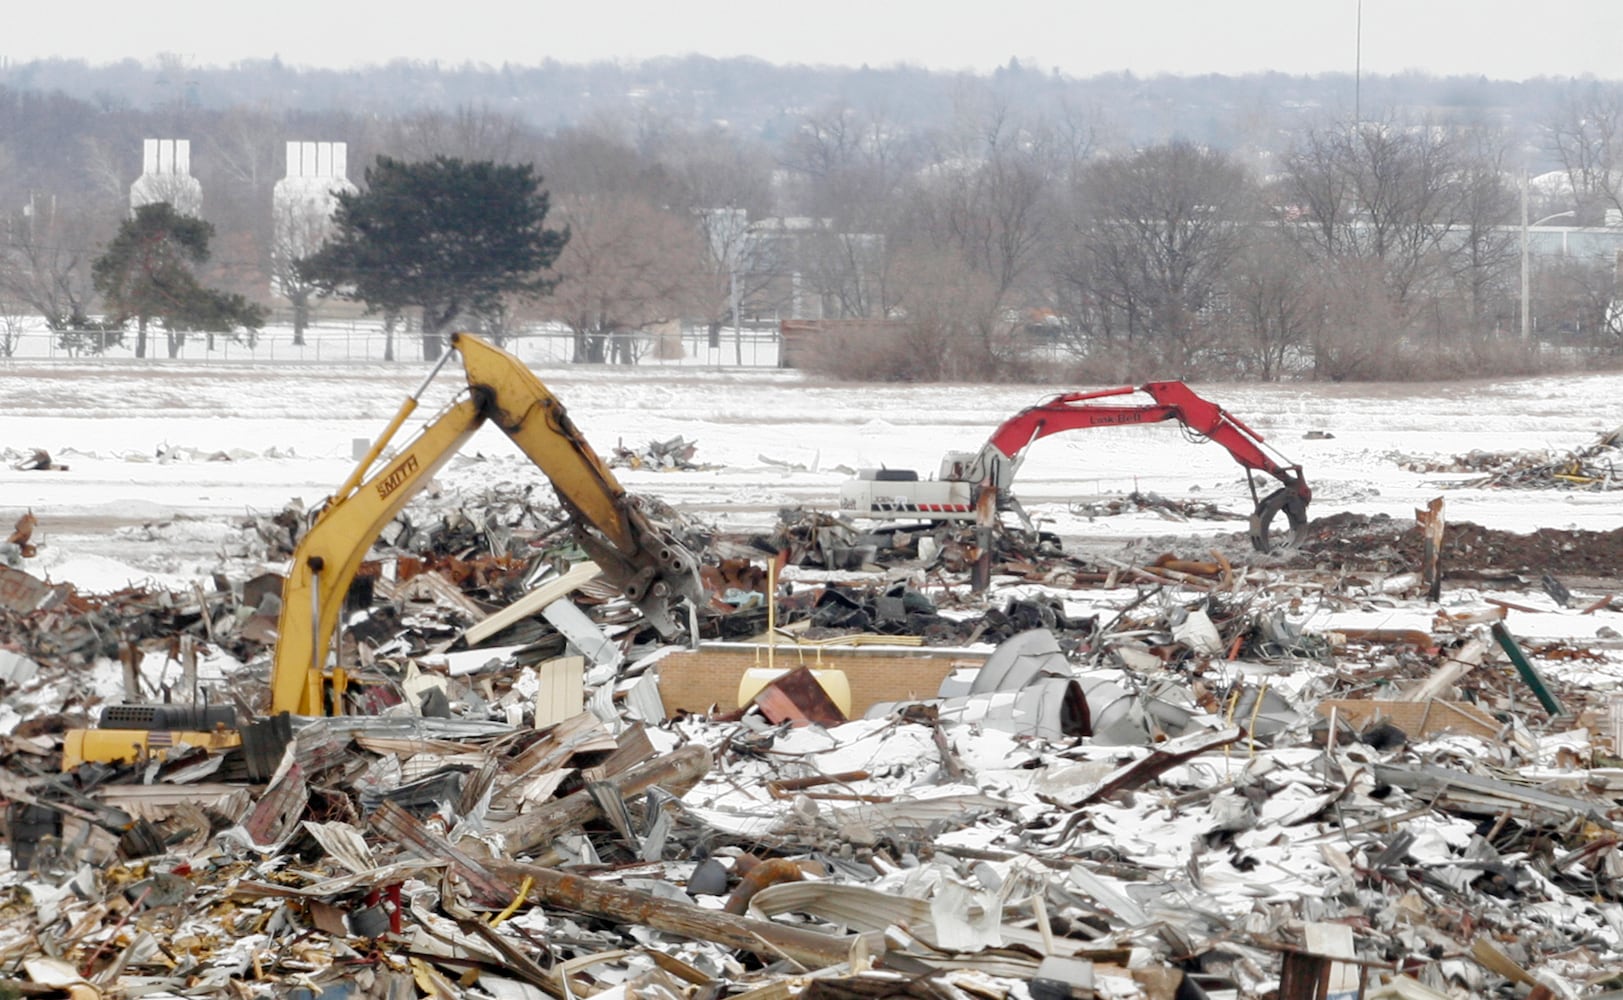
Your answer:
(729, 263), (742, 366)
(1354, 0), (1362, 124)
(1520, 169), (1530, 340)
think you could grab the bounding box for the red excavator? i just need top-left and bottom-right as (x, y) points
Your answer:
(837, 381), (1312, 552)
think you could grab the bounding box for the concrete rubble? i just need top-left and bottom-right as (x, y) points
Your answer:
(6, 482), (1623, 999)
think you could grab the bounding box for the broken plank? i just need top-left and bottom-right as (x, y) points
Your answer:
(1062, 727), (1244, 812)
(483, 855), (873, 971)
(456, 560), (603, 649)
(493, 743), (712, 856)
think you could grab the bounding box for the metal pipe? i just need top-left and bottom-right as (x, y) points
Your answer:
(329, 347), (457, 505)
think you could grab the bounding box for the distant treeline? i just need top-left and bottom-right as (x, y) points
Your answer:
(1, 57), (1621, 380)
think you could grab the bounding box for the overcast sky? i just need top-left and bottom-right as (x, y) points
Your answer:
(5, 0), (1620, 81)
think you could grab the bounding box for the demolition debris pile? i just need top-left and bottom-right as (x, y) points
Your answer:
(1402, 423), (1623, 491)
(1287, 511), (1623, 585)
(9, 482), (1623, 999)
(609, 436), (718, 473)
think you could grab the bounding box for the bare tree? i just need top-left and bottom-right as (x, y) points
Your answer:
(1542, 82), (1623, 227)
(1221, 226), (1323, 380)
(853, 93), (1071, 379)
(779, 102), (920, 320)
(651, 127), (787, 356)
(0, 195), (108, 332)
(209, 108), (282, 192)
(385, 105), (530, 163)
(1278, 118), (1465, 306)
(780, 103), (914, 221)
(77, 137), (130, 208)
(796, 228), (890, 320)
(203, 107), (283, 300)
(1446, 128), (1520, 335)
(1308, 258), (1403, 380)
(918, 89), (1064, 300)
(1060, 141), (1259, 374)
(1538, 254), (1623, 347)
(543, 192), (703, 364)
(270, 195), (338, 345)
(810, 245), (1015, 381)
(0, 293), (29, 357)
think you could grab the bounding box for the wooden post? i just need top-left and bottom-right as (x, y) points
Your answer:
(179, 635), (197, 705)
(971, 485), (997, 594)
(1416, 496), (1445, 602)
(121, 641), (143, 702)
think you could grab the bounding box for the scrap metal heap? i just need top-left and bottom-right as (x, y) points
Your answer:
(1402, 422), (1623, 491)
(7, 496), (1623, 998)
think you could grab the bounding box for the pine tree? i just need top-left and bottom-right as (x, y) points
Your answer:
(92, 202), (267, 358)
(297, 156), (568, 359)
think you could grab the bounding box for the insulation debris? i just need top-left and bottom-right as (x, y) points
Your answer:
(610, 435), (717, 471)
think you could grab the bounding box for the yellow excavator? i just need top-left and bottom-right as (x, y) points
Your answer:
(62, 332), (704, 769)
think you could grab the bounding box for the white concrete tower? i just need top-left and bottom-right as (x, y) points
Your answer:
(129, 138), (203, 216)
(271, 141), (357, 295)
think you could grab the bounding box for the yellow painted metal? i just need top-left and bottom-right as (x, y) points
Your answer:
(273, 395), (484, 716)
(62, 726), (243, 768)
(452, 332), (641, 555)
(66, 332), (700, 769)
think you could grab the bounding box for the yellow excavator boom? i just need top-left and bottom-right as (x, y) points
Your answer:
(275, 331), (702, 716)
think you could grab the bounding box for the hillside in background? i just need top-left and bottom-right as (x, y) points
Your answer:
(0, 55), (1584, 148)
(3, 57), (1623, 382)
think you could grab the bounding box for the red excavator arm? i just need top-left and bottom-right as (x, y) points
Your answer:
(963, 381), (1311, 550)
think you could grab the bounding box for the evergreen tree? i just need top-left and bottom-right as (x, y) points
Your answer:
(92, 202), (267, 358)
(296, 155), (568, 359)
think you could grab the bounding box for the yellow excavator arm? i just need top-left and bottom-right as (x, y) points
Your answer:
(64, 332), (704, 766)
(278, 331), (703, 716)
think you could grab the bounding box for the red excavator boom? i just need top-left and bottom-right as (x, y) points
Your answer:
(841, 380), (1311, 552)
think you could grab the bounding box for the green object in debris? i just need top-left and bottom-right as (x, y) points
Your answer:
(1490, 621), (1564, 716)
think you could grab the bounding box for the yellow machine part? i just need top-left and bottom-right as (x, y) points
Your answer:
(61, 727), (243, 769)
(62, 332), (703, 770)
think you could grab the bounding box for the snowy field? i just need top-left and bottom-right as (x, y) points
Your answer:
(2, 351), (1621, 598)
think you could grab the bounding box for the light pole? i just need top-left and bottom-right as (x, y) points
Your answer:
(1520, 173), (1577, 341)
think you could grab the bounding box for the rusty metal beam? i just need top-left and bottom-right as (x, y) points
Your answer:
(369, 799), (513, 906)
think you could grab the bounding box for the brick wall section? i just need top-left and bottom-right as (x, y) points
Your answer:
(656, 643), (987, 718)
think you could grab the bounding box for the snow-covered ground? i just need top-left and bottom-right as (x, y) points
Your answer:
(8, 350), (1623, 999)
(2, 352), (1620, 595)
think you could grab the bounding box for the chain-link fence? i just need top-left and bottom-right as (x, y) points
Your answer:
(0, 320), (786, 368)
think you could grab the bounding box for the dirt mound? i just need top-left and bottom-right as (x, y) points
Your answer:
(1288, 511), (1623, 583)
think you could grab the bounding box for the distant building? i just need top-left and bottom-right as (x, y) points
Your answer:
(129, 139), (202, 216)
(271, 142), (356, 296)
(704, 208), (885, 324)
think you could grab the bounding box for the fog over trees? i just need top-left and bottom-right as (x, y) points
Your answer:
(1, 55), (1621, 380)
